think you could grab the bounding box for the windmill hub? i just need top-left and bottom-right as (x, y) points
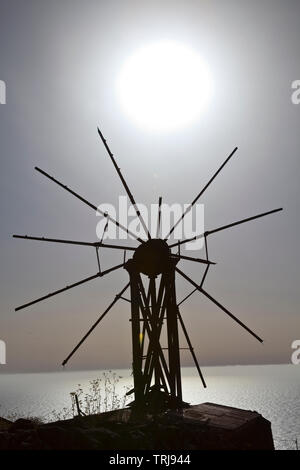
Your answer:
(133, 238), (171, 276)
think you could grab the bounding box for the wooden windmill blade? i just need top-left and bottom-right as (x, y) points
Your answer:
(15, 263), (125, 312)
(156, 196), (162, 238)
(35, 166), (144, 243)
(164, 146), (238, 240)
(12, 234), (136, 251)
(62, 282), (131, 366)
(97, 127), (151, 240)
(168, 207), (283, 249)
(176, 267), (263, 343)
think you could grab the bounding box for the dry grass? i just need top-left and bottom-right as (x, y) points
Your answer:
(50, 370), (130, 421)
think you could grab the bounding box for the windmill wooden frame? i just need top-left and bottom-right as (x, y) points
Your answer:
(14, 128), (282, 411)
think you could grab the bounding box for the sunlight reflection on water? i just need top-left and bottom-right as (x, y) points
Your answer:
(0, 364), (299, 450)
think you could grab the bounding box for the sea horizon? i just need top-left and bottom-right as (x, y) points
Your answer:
(1, 363), (299, 450)
(0, 361), (292, 375)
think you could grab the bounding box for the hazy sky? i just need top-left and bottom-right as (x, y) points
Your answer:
(0, 0), (299, 372)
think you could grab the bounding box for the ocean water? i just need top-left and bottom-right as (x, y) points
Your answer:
(0, 364), (299, 450)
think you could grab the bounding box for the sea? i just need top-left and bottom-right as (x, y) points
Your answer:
(0, 364), (299, 450)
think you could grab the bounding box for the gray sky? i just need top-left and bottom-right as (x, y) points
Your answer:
(0, 0), (299, 372)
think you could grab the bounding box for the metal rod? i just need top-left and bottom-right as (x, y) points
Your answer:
(149, 277), (160, 387)
(201, 287), (263, 343)
(62, 282), (130, 366)
(100, 219), (109, 244)
(177, 309), (206, 388)
(165, 267), (182, 400)
(177, 287), (198, 307)
(207, 207), (283, 236)
(35, 166), (144, 243)
(176, 267), (263, 343)
(138, 276), (171, 389)
(129, 271), (144, 406)
(141, 277), (165, 388)
(200, 235), (210, 288)
(13, 234), (96, 247)
(165, 147), (238, 239)
(15, 263), (124, 312)
(97, 128), (151, 240)
(96, 219), (109, 273)
(171, 254), (215, 265)
(156, 196), (162, 238)
(13, 235), (136, 251)
(169, 207), (283, 249)
(95, 247), (101, 273)
(178, 235), (211, 307)
(96, 242), (135, 251)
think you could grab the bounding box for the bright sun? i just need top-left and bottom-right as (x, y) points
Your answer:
(117, 41), (213, 132)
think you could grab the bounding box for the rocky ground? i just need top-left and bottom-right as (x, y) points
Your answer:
(0, 403), (274, 450)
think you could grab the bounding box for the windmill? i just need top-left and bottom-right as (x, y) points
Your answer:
(13, 129), (282, 411)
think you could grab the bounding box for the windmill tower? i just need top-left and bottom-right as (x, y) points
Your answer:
(14, 128), (282, 411)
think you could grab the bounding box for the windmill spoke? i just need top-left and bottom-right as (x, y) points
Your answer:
(13, 235), (96, 247)
(169, 207), (283, 249)
(176, 267), (263, 343)
(62, 282), (130, 366)
(97, 128), (151, 240)
(156, 196), (162, 238)
(178, 235), (211, 306)
(165, 147), (238, 240)
(96, 242), (136, 251)
(172, 254), (215, 265)
(35, 166), (144, 243)
(200, 235), (210, 288)
(178, 287), (198, 307)
(200, 287), (263, 343)
(15, 263), (124, 311)
(177, 309), (206, 388)
(206, 207), (283, 236)
(13, 234), (136, 251)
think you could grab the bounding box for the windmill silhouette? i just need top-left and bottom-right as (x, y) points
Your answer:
(13, 129), (282, 411)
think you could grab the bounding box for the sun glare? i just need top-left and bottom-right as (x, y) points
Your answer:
(117, 41), (213, 132)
